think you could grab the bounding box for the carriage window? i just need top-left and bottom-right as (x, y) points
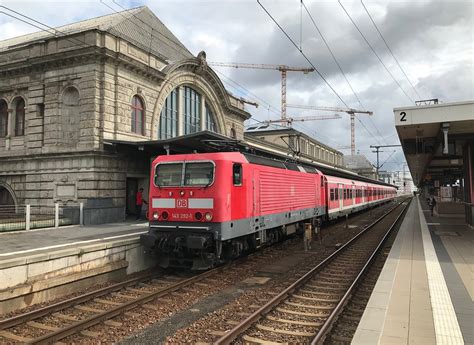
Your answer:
(155, 163), (183, 186)
(185, 162), (214, 186)
(335, 189), (338, 200)
(330, 189), (335, 201)
(233, 163), (242, 186)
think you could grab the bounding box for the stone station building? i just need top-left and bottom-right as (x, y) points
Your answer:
(0, 7), (250, 223)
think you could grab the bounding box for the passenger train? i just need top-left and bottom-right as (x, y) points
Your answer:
(140, 152), (396, 269)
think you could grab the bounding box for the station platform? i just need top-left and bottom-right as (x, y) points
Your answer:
(353, 196), (473, 345)
(0, 221), (153, 314)
(0, 220), (148, 258)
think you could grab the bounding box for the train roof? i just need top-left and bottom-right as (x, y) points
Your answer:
(104, 131), (396, 189)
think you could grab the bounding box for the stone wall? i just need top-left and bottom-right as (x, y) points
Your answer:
(0, 29), (250, 223)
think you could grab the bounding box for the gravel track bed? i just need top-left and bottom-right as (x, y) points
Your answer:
(60, 245), (291, 344)
(324, 204), (406, 344)
(164, 202), (397, 344)
(0, 268), (160, 320)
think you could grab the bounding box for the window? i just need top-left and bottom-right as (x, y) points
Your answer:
(14, 98), (25, 136)
(233, 163), (242, 185)
(155, 162), (214, 187)
(183, 86), (201, 134)
(230, 127), (237, 139)
(155, 163), (182, 186)
(159, 90), (177, 139)
(131, 95), (145, 135)
(330, 189), (335, 201)
(0, 100), (7, 138)
(184, 162), (214, 186)
(205, 103), (217, 132)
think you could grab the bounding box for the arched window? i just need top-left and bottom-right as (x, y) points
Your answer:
(205, 103), (217, 132)
(183, 86), (201, 135)
(0, 100), (7, 138)
(159, 89), (178, 139)
(131, 95), (145, 135)
(230, 127), (236, 139)
(14, 98), (25, 136)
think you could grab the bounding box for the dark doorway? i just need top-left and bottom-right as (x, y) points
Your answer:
(126, 178), (138, 216)
(0, 186), (15, 206)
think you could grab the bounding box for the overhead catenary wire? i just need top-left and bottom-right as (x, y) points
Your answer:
(257, 0), (393, 151)
(99, 0), (190, 59)
(360, 0), (422, 100)
(257, 0), (350, 109)
(301, 0), (364, 110)
(338, 1), (415, 104)
(300, 0), (388, 146)
(0, 6), (94, 49)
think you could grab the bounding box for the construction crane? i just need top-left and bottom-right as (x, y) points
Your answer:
(288, 104), (373, 155)
(208, 62), (315, 124)
(263, 113), (342, 125)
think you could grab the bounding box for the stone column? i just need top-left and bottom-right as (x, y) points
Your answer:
(177, 86), (184, 136)
(5, 108), (13, 150)
(200, 95), (206, 131)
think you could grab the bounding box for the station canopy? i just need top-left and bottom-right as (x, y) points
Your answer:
(394, 100), (474, 187)
(105, 131), (394, 187)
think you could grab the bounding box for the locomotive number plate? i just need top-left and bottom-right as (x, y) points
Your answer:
(176, 199), (188, 208)
(171, 213), (192, 220)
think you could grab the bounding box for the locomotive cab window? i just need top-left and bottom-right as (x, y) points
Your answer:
(233, 163), (242, 186)
(155, 161), (214, 187)
(184, 162), (214, 186)
(155, 163), (182, 186)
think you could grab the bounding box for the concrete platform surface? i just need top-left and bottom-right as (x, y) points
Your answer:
(353, 196), (473, 345)
(0, 220), (148, 259)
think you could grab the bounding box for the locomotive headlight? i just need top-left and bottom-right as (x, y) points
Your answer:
(204, 212), (213, 221)
(153, 212), (159, 219)
(180, 190), (185, 196)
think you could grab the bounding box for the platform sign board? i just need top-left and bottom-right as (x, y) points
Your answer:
(440, 186), (452, 201)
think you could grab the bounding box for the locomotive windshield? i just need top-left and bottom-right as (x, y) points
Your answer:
(155, 161), (214, 187)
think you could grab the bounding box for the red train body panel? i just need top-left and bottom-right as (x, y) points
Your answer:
(141, 151), (395, 269)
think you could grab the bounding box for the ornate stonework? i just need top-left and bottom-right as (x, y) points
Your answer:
(0, 9), (250, 223)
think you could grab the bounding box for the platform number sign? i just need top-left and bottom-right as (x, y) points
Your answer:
(399, 111), (407, 122)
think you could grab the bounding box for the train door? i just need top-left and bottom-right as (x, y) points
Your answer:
(338, 183), (344, 210)
(252, 169), (260, 217)
(352, 185), (356, 205)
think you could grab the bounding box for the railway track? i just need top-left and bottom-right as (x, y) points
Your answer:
(324, 229), (397, 344)
(215, 198), (411, 344)
(0, 266), (225, 344)
(0, 237), (298, 344)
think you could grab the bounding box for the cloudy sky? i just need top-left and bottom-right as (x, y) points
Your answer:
(1, 0), (472, 174)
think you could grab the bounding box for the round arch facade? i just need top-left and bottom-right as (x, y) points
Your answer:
(0, 181), (18, 207)
(151, 67), (228, 140)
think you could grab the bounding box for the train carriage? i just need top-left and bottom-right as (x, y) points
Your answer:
(141, 151), (396, 269)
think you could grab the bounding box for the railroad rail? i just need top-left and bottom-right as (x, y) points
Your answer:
(216, 198), (411, 344)
(0, 267), (222, 344)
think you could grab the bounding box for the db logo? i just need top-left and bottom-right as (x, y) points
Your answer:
(176, 199), (188, 208)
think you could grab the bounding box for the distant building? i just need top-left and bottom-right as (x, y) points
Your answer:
(343, 154), (376, 179)
(244, 125), (344, 167)
(378, 170), (416, 194)
(0, 7), (250, 223)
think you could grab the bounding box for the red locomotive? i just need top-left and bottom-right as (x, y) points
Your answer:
(140, 151), (396, 269)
